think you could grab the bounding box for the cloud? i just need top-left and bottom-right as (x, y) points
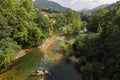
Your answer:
(49, 0), (119, 10)
(70, 0), (78, 4)
(70, 0), (99, 3)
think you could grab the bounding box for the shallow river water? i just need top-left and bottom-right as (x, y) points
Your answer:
(0, 35), (82, 80)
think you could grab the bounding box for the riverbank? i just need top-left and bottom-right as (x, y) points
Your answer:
(16, 34), (58, 60)
(0, 33), (83, 80)
(0, 34), (59, 74)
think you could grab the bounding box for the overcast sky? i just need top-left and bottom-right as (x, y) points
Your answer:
(49, 0), (119, 10)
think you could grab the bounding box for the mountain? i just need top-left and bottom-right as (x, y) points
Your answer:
(80, 1), (120, 14)
(106, 1), (120, 10)
(92, 4), (110, 11)
(33, 0), (67, 12)
(80, 4), (109, 14)
(80, 9), (91, 14)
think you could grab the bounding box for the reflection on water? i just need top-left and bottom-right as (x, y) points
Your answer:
(46, 59), (82, 80)
(0, 35), (82, 80)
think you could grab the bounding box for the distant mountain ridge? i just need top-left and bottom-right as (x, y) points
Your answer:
(106, 1), (120, 10)
(80, 4), (109, 14)
(92, 4), (110, 11)
(34, 0), (67, 12)
(80, 0), (120, 14)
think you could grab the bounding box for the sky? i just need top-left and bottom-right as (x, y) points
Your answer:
(49, 0), (120, 10)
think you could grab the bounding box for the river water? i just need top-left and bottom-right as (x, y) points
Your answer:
(0, 35), (82, 80)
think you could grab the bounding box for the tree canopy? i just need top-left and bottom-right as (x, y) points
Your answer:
(72, 5), (120, 80)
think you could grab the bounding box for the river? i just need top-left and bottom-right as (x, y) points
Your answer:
(0, 34), (82, 80)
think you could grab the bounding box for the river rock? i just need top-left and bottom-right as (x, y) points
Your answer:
(30, 69), (51, 76)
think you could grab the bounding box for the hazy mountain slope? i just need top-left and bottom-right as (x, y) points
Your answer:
(34, 0), (66, 12)
(106, 1), (120, 10)
(92, 4), (109, 11)
(81, 1), (120, 14)
(80, 4), (109, 14)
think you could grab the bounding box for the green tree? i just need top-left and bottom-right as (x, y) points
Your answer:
(87, 9), (108, 32)
(27, 27), (44, 45)
(35, 13), (51, 37)
(72, 5), (120, 80)
(54, 14), (67, 30)
(0, 13), (20, 70)
(0, 38), (21, 70)
(65, 9), (82, 34)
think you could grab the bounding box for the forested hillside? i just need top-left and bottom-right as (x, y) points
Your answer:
(72, 3), (120, 80)
(0, 0), (119, 80)
(106, 1), (120, 10)
(34, 0), (66, 12)
(81, 1), (120, 14)
(0, 0), (82, 72)
(0, 0), (43, 71)
(80, 4), (109, 14)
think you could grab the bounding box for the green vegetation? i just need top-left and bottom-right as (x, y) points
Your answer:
(53, 9), (82, 35)
(34, 0), (66, 12)
(0, 0), (82, 72)
(87, 9), (108, 32)
(0, 11), (21, 70)
(35, 12), (51, 38)
(0, 0), (47, 71)
(0, 48), (44, 80)
(62, 42), (72, 57)
(2, 0), (119, 80)
(72, 4), (120, 80)
(65, 9), (82, 34)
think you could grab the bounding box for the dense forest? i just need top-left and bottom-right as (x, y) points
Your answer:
(72, 4), (120, 80)
(0, 0), (82, 72)
(0, 0), (120, 80)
